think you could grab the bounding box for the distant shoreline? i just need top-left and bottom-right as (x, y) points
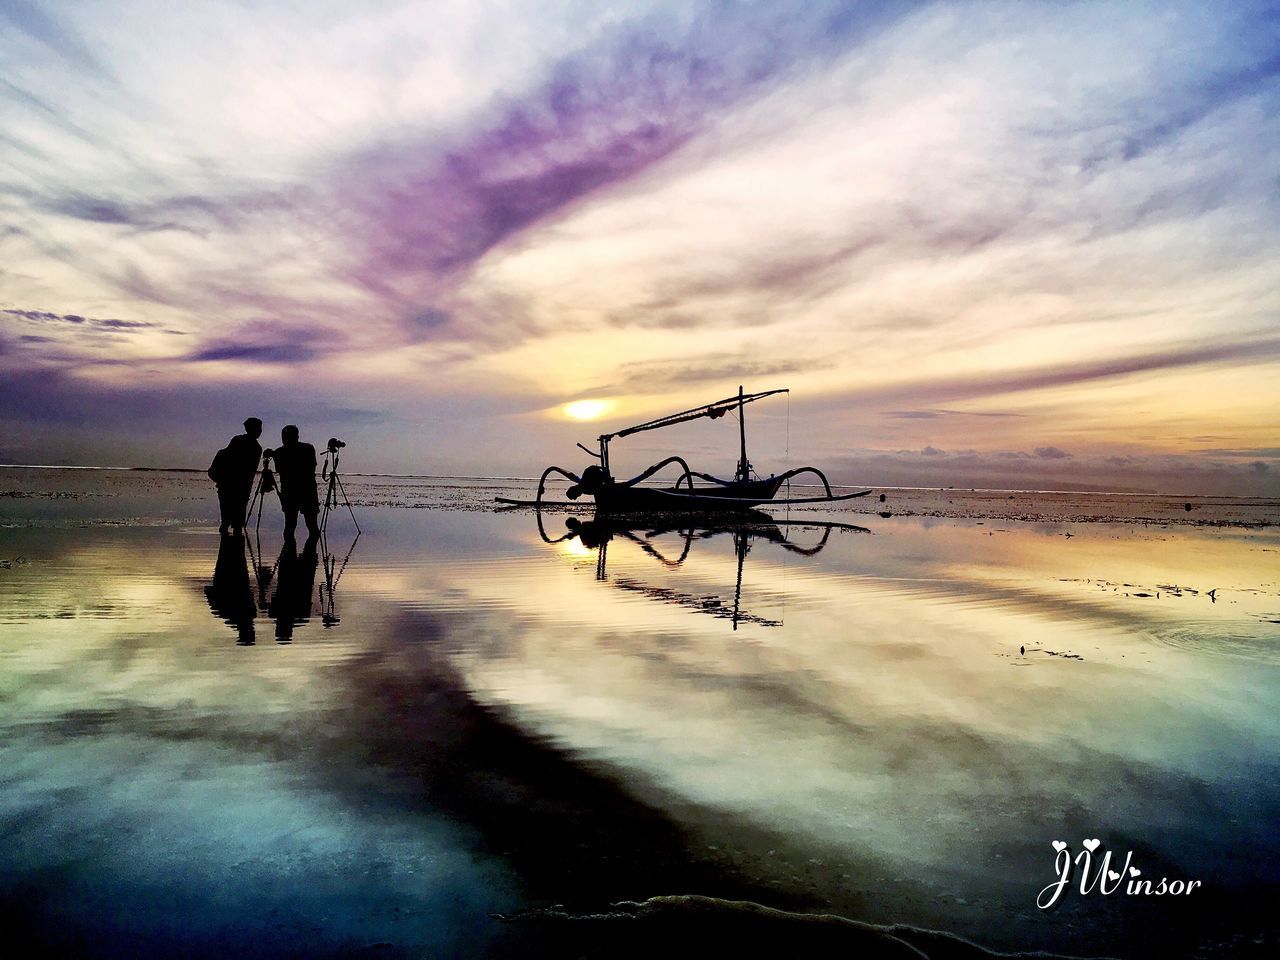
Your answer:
(4, 462), (1278, 501)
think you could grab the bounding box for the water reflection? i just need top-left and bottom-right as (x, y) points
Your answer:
(320, 531), (360, 628)
(205, 530), (358, 643)
(532, 509), (868, 630)
(204, 534), (257, 644)
(269, 535), (319, 643)
(4, 476), (1277, 959)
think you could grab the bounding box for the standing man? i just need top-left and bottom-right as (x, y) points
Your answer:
(209, 417), (263, 536)
(273, 424), (320, 540)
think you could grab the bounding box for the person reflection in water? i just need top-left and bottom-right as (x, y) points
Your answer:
(209, 417), (263, 536)
(273, 425), (320, 539)
(205, 534), (257, 645)
(269, 533), (318, 643)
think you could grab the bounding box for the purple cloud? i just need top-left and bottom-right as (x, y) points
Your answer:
(188, 342), (318, 364)
(332, 2), (911, 335)
(3, 307), (155, 332)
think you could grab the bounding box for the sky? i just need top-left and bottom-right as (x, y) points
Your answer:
(1, 0), (1278, 494)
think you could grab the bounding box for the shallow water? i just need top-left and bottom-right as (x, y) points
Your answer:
(2, 469), (1278, 958)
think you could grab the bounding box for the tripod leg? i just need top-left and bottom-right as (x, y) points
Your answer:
(242, 473), (265, 535)
(332, 471), (362, 533)
(319, 471), (337, 535)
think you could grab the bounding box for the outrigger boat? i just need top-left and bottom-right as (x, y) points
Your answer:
(503, 386), (872, 512)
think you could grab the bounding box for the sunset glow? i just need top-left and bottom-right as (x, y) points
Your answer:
(562, 400), (613, 422)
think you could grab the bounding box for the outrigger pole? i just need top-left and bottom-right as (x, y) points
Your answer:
(577, 387), (788, 474)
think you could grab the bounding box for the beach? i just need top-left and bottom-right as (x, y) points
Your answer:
(2, 467), (1277, 958)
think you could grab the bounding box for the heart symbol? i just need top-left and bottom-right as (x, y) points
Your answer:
(1108, 870), (1120, 881)
(1130, 867), (1141, 877)
(1082, 838), (1100, 852)
(1052, 841), (1066, 852)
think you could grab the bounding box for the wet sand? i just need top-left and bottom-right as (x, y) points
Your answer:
(1, 468), (1277, 958)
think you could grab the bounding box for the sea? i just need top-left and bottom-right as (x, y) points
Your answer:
(1, 467), (1277, 958)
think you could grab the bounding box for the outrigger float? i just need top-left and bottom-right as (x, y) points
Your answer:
(498, 386), (872, 512)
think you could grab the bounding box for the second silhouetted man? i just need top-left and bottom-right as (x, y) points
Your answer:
(274, 424), (321, 539)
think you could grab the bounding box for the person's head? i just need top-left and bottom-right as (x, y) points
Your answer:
(244, 417), (263, 439)
(281, 424), (299, 444)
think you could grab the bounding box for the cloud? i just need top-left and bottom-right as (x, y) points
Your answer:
(829, 446), (1280, 496)
(187, 342), (318, 364)
(38, 192), (246, 236)
(886, 409), (1027, 420)
(1034, 446), (1072, 460)
(839, 336), (1280, 408)
(330, 2), (913, 332)
(184, 322), (339, 365)
(605, 355), (830, 394)
(3, 307), (156, 332)
(0, 0), (105, 74)
(1196, 447), (1280, 458)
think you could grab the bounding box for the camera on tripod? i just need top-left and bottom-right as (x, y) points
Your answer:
(319, 438), (360, 536)
(259, 448), (277, 492)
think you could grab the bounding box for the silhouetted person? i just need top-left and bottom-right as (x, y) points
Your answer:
(269, 533), (318, 642)
(209, 417), (263, 535)
(204, 533), (257, 644)
(274, 424), (320, 539)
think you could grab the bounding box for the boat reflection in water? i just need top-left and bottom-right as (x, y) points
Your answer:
(531, 508), (869, 631)
(204, 529), (359, 643)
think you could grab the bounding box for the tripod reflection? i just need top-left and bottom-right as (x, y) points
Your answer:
(206, 528), (359, 643)
(319, 529), (360, 627)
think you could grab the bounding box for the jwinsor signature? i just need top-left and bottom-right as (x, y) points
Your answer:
(1038, 839), (1202, 910)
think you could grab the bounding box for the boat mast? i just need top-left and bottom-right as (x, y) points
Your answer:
(735, 384), (750, 482)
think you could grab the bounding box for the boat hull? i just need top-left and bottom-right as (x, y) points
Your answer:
(593, 477), (784, 512)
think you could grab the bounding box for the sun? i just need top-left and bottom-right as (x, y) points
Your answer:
(560, 537), (594, 559)
(562, 399), (614, 421)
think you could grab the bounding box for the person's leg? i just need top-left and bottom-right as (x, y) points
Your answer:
(303, 499), (320, 538)
(283, 501), (299, 539)
(217, 487), (234, 535)
(231, 495), (250, 534)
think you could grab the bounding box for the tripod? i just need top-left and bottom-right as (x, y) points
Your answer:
(244, 456), (280, 597)
(245, 457), (279, 539)
(319, 444), (361, 536)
